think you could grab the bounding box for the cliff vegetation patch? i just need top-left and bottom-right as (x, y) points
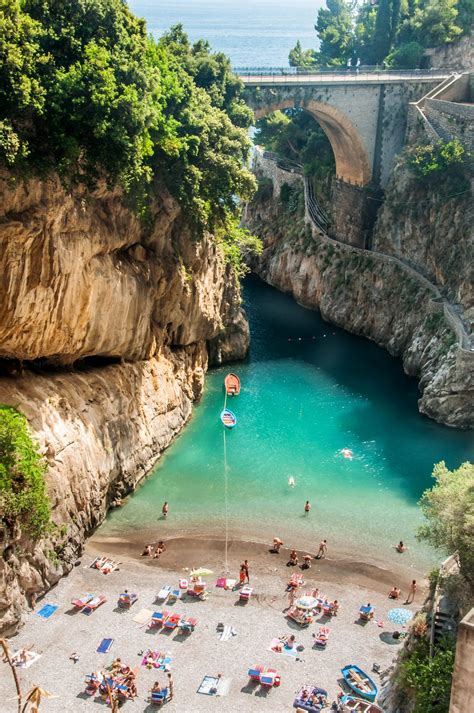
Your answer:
(0, 405), (50, 539)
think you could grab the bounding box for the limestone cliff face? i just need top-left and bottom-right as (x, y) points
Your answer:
(0, 175), (248, 634)
(245, 192), (473, 429)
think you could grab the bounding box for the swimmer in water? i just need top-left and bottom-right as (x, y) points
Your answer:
(288, 476), (295, 487)
(341, 448), (353, 460)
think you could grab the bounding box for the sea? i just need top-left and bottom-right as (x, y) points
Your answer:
(128, 0), (322, 68)
(101, 276), (474, 573)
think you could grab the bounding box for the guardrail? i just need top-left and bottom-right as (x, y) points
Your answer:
(235, 67), (452, 80)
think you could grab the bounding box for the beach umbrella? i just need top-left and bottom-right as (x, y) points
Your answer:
(387, 608), (413, 626)
(190, 568), (214, 578)
(295, 595), (319, 610)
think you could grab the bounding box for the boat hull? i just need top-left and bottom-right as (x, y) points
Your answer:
(341, 665), (378, 702)
(220, 408), (237, 429)
(224, 372), (241, 396)
(340, 694), (383, 711)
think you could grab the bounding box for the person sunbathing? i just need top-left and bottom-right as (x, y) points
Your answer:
(111, 657), (122, 672)
(153, 541), (166, 559)
(301, 688), (310, 700)
(151, 681), (162, 693)
(389, 586), (401, 599)
(142, 545), (153, 557)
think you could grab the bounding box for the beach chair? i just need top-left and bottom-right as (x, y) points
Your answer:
(82, 595), (107, 615)
(288, 573), (305, 589)
(150, 687), (168, 705)
(71, 593), (94, 609)
(156, 585), (172, 602)
(314, 627), (330, 648)
(359, 605), (375, 622)
(163, 613), (180, 630)
(239, 585), (253, 602)
(188, 582), (207, 599)
(178, 616), (197, 634)
(149, 611), (169, 629)
(179, 578), (188, 590)
(322, 601), (334, 617)
(118, 592), (138, 608)
(248, 665), (265, 682)
(167, 589), (180, 604)
(260, 668), (280, 688)
(287, 606), (313, 627)
(84, 674), (100, 696)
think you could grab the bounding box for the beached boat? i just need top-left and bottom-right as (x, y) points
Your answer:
(339, 694), (383, 711)
(224, 372), (241, 396)
(341, 665), (378, 702)
(220, 408), (237, 428)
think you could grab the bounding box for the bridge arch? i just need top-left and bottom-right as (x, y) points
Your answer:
(253, 100), (371, 186)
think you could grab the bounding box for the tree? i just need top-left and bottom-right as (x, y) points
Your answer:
(371, 0), (402, 63)
(418, 461), (474, 593)
(289, 40), (316, 67)
(397, 636), (455, 713)
(314, 0), (355, 66)
(386, 40), (425, 67)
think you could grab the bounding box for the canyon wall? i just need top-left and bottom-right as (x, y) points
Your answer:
(244, 173), (473, 430)
(0, 175), (248, 634)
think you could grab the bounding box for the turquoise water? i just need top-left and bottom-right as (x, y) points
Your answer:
(128, 0), (321, 67)
(102, 276), (473, 572)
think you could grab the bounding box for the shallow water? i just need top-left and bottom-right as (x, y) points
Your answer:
(101, 276), (473, 573)
(128, 0), (321, 67)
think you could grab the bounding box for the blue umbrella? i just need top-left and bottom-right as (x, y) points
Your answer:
(388, 608), (413, 626)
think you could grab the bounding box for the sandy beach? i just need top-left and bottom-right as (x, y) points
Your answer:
(0, 535), (425, 712)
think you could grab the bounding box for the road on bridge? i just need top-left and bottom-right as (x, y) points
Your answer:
(238, 69), (452, 86)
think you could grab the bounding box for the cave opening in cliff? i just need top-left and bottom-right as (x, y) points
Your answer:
(0, 355), (123, 377)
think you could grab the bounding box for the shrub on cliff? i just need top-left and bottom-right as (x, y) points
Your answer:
(396, 636), (455, 713)
(0, 406), (50, 539)
(0, 1), (255, 232)
(407, 140), (470, 193)
(418, 461), (474, 599)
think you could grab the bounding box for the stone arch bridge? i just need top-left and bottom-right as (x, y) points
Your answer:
(240, 69), (452, 245)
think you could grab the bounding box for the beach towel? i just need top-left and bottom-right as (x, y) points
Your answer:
(197, 675), (220, 695)
(36, 604), (58, 619)
(12, 651), (42, 669)
(216, 677), (232, 696)
(97, 638), (114, 654)
(141, 650), (172, 670)
(216, 578), (226, 588)
(219, 625), (236, 641)
(268, 637), (298, 657)
(133, 608), (153, 625)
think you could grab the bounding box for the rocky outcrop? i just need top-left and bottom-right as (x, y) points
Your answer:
(0, 174), (249, 634)
(245, 192), (473, 429)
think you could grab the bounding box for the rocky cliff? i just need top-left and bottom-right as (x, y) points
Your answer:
(244, 179), (473, 429)
(0, 175), (248, 634)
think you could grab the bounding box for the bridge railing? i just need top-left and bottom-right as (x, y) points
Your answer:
(235, 67), (451, 80)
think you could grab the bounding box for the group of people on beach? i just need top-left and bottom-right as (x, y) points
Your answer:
(141, 540), (166, 559)
(272, 537), (328, 567)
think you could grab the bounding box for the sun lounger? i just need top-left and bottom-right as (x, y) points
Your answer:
(118, 592), (138, 608)
(240, 585), (253, 601)
(150, 687), (168, 705)
(260, 670), (278, 687)
(359, 605), (375, 621)
(156, 585), (172, 601)
(314, 627), (330, 648)
(36, 603), (58, 619)
(167, 589), (180, 604)
(248, 665), (265, 681)
(71, 593), (94, 609)
(287, 606), (313, 627)
(187, 582), (207, 599)
(82, 595), (106, 615)
(97, 638), (114, 653)
(84, 673), (100, 695)
(163, 613), (180, 630)
(179, 616), (197, 634)
(149, 611), (169, 628)
(288, 573), (305, 589)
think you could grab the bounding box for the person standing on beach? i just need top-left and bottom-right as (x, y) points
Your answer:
(317, 539), (327, 559)
(405, 580), (417, 604)
(167, 672), (174, 701)
(240, 559), (249, 583)
(162, 501), (169, 518)
(304, 500), (311, 514)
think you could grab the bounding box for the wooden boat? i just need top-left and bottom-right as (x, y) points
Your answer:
(339, 694), (383, 711)
(220, 408), (237, 428)
(341, 665), (378, 702)
(224, 372), (240, 396)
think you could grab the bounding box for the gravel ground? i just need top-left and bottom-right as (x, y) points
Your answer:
(0, 541), (418, 712)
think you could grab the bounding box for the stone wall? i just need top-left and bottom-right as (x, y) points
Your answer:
(424, 34), (474, 71)
(424, 98), (474, 150)
(450, 608), (474, 713)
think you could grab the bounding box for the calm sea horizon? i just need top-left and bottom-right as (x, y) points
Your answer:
(128, 0), (322, 67)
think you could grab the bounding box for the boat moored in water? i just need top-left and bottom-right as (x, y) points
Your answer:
(341, 665), (378, 702)
(224, 372), (241, 396)
(220, 408), (237, 429)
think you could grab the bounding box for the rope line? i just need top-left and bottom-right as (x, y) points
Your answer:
(222, 391), (230, 575)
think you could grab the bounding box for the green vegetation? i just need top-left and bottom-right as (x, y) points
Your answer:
(0, 405), (50, 539)
(0, 0), (256, 236)
(216, 221), (263, 278)
(418, 461), (474, 596)
(397, 636), (455, 713)
(407, 140), (470, 191)
(255, 109), (335, 207)
(289, 0), (472, 69)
